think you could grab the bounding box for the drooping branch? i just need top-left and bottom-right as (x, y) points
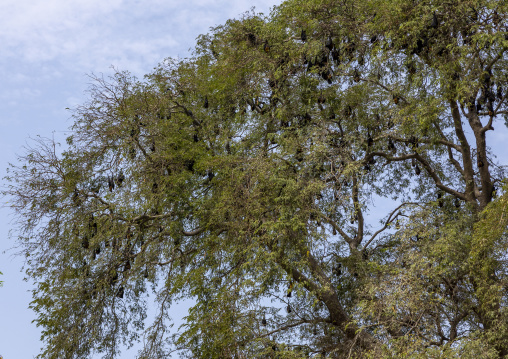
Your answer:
(363, 202), (420, 249)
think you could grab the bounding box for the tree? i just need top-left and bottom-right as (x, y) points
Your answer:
(3, 0), (508, 357)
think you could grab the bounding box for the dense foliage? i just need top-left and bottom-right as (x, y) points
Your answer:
(4, 0), (508, 357)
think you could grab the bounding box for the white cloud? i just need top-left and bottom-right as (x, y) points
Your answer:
(0, 85), (41, 103)
(0, 0), (122, 56)
(0, 0), (282, 76)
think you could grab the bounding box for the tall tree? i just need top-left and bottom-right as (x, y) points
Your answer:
(4, 0), (508, 358)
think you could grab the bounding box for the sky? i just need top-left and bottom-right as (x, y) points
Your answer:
(1, 1), (507, 359)
(0, 1), (282, 358)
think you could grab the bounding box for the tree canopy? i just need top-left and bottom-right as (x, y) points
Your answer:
(4, 0), (508, 358)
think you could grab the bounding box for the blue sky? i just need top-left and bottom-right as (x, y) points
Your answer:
(1, 1), (507, 358)
(0, 1), (281, 357)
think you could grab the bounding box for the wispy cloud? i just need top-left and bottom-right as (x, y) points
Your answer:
(0, 0), (281, 75)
